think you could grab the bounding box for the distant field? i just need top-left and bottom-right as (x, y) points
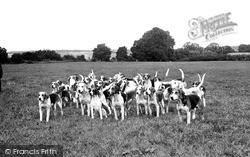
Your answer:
(1, 61), (250, 157)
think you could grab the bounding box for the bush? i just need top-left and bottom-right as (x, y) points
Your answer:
(63, 54), (76, 61)
(76, 55), (86, 61)
(11, 53), (24, 64)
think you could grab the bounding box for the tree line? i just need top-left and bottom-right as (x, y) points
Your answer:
(1, 27), (250, 64)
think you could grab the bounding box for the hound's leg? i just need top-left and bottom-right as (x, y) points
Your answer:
(121, 106), (125, 121)
(192, 109), (196, 120)
(148, 104), (152, 116)
(136, 103), (140, 116)
(155, 103), (160, 117)
(203, 97), (206, 107)
(160, 100), (165, 114)
(46, 107), (51, 122)
(99, 107), (103, 120)
(145, 103), (148, 115)
(53, 104), (57, 116)
(91, 106), (94, 119)
(81, 103), (84, 116)
(187, 111), (191, 124)
(102, 109), (107, 118)
(87, 104), (91, 116)
(166, 101), (169, 113)
(102, 99), (111, 115)
(177, 109), (182, 122)
(112, 106), (118, 120)
(39, 106), (43, 121)
(76, 100), (79, 109)
(58, 101), (64, 116)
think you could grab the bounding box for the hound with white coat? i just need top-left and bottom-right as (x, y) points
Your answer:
(38, 92), (63, 122)
(146, 87), (160, 117)
(109, 83), (126, 121)
(135, 85), (148, 116)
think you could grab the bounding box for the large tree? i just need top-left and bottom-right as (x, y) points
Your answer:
(131, 27), (175, 61)
(204, 43), (222, 54)
(116, 46), (129, 61)
(183, 42), (203, 54)
(0, 47), (8, 63)
(238, 44), (250, 52)
(92, 44), (111, 61)
(221, 45), (235, 54)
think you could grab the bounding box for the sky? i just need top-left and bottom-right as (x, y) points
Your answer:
(0, 0), (249, 52)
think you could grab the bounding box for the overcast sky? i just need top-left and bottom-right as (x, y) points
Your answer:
(0, 0), (249, 51)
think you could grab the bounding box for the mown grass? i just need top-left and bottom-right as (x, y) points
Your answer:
(0, 61), (250, 157)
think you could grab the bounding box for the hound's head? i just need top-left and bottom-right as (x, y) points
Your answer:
(88, 70), (96, 80)
(89, 88), (100, 97)
(77, 82), (87, 93)
(100, 75), (108, 82)
(146, 87), (156, 96)
(113, 72), (125, 82)
(64, 84), (70, 91)
(109, 83), (121, 95)
(169, 89), (185, 101)
(143, 73), (151, 80)
(136, 85), (146, 95)
(192, 81), (201, 87)
(51, 80), (62, 89)
(162, 84), (172, 99)
(68, 75), (78, 87)
(68, 74), (84, 87)
(38, 92), (49, 102)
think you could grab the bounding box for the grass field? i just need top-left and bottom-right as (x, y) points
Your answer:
(1, 61), (250, 157)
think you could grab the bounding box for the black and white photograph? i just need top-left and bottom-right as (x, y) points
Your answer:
(0, 0), (250, 156)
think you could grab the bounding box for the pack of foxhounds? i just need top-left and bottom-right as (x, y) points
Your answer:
(38, 69), (206, 125)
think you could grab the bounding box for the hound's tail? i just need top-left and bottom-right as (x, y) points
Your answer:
(179, 69), (185, 82)
(165, 68), (169, 78)
(197, 73), (206, 89)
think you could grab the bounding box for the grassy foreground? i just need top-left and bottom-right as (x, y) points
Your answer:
(0, 61), (250, 157)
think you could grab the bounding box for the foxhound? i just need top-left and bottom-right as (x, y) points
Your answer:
(88, 88), (109, 119)
(109, 83), (126, 120)
(135, 85), (148, 115)
(38, 92), (63, 122)
(169, 89), (204, 125)
(192, 73), (207, 107)
(68, 74), (84, 90)
(146, 87), (160, 117)
(76, 82), (91, 116)
(51, 80), (65, 93)
(181, 73), (206, 107)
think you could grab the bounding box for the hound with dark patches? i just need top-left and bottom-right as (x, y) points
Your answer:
(170, 89), (204, 125)
(38, 92), (64, 122)
(146, 87), (160, 117)
(192, 73), (207, 107)
(109, 83), (126, 120)
(135, 85), (148, 116)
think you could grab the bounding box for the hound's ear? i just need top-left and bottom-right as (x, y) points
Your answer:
(44, 93), (49, 99)
(152, 88), (156, 93)
(165, 68), (169, 77)
(68, 77), (71, 81)
(76, 76), (80, 81)
(197, 74), (201, 82)
(58, 80), (62, 85)
(167, 87), (172, 94)
(179, 90), (185, 100)
(155, 71), (158, 77)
